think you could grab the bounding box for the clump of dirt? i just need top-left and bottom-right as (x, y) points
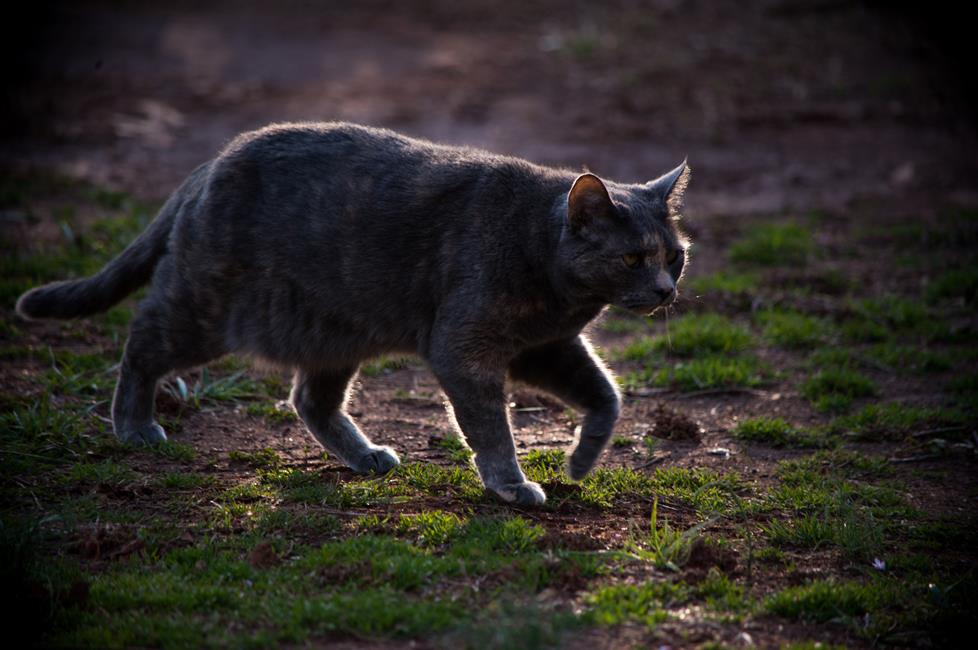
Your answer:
(316, 563), (371, 587)
(537, 527), (605, 552)
(539, 481), (584, 502)
(683, 538), (739, 583)
(508, 390), (564, 411)
(70, 523), (145, 561)
(647, 404), (701, 441)
(248, 540), (280, 569)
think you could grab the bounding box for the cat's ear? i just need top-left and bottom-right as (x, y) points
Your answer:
(646, 160), (690, 218)
(568, 173), (614, 232)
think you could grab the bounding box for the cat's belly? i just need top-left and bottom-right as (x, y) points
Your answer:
(223, 295), (421, 370)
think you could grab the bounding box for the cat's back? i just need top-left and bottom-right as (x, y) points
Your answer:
(220, 122), (422, 165)
(197, 121), (564, 260)
(213, 121), (563, 196)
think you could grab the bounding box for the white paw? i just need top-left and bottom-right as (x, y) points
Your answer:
(490, 480), (547, 506)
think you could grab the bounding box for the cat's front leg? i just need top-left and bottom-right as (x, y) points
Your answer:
(428, 350), (546, 506)
(291, 366), (400, 474)
(509, 336), (621, 480)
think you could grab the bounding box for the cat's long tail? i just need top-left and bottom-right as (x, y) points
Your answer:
(15, 164), (207, 321)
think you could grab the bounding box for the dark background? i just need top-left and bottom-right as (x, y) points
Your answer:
(3, 0), (976, 217)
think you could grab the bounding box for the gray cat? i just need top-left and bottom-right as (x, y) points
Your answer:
(16, 122), (690, 505)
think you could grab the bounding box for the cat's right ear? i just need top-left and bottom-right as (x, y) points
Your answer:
(568, 173), (614, 232)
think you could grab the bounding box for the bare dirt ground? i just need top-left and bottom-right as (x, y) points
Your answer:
(2, 1), (977, 648)
(5, 1), (977, 214)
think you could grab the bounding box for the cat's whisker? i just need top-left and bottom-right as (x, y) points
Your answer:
(664, 303), (672, 350)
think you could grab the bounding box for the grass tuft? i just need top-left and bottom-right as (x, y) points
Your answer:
(625, 498), (712, 570)
(730, 222), (814, 267)
(756, 310), (831, 349)
(801, 367), (876, 412)
(733, 417), (827, 448)
(765, 580), (892, 623)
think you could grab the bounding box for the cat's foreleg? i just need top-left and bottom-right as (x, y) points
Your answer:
(508, 336), (621, 480)
(291, 367), (400, 474)
(429, 353), (546, 506)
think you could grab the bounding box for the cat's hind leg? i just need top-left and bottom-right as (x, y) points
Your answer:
(291, 367), (400, 474)
(112, 307), (226, 445)
(509, 335), (621, 480)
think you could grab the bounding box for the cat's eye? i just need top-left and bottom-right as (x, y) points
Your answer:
(666, 249), (682, 265)
(622, 253), (642, 269)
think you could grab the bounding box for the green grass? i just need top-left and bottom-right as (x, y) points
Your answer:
(63, 460), (135, 488)
(39, 349), (117, 396)
(360, 355), (416, 377)
(729, 222), (814, 267)
(1, 181), (156, 308)
(397, 510), (465, 547)
(2, 177), (974, 648)
(927, 268), (978, 304)
(756, 310), (830, 349)
(0, 516), (87, 641)
(396, 463), (485, 501)
(828, 403), (965, 440)
(625, 498), (712, 570)
(161, 368), (265, 407)
(766, 452), (909, 554)
(695, 567), (751, 616)
(764, 515), (835, 549)
(733, 417), (827, 448)
(618, 314), (768, 392)
(949, 372), (978, 392)
(443, 600), (581, 650)
(432, 433), (474, 464)
(147, 441), (197, 462)
(765, 579), (892, 623)
(864, 342), (951, 373)
(585, 580), (688, 627)
(810, 343), (951, 375)
(245, 400), (298, 423)
(763, 507), (883, 561)
(620, 314), (752, 361)
(801, 367), (877, 412)
(521, 450), (744, 513)
(842, 295), (955, 343)
(153, 471), (215, 490)
(229, 447), (285, 469)
(688, 271), (759, 295)
(600, 312), (649, 334)
(633, 355), (770, 392)
(764, 572), (976, 642)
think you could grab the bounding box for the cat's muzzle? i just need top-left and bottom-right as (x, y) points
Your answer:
(621, 290), (676, 315)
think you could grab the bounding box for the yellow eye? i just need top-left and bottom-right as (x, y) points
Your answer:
(622, 253), (642, 269)
(666, 249), (681, 265)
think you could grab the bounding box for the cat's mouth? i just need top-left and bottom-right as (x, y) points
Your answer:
(621, 303), (663, 316)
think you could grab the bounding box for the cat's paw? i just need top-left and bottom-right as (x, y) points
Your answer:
(351, 446), (400, 474)
(566, 450), (596, 481)
(489, 481), (547, 506)
(117, 422), (168, 446)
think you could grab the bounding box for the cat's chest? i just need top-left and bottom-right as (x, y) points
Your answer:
(494, 296), (601, 346)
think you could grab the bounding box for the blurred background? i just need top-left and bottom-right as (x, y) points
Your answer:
(2, 0), (976, 217)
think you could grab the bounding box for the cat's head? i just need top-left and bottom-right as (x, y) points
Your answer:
(557, 162), (690, 314)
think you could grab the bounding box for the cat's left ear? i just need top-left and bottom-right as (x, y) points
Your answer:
(646, 160), (690, 218)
